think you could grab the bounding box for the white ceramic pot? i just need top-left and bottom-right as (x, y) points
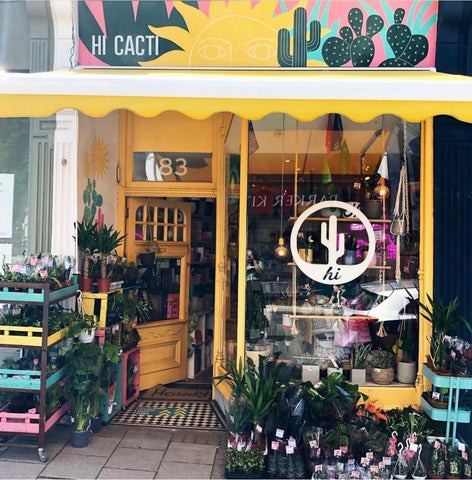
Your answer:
(397, 361), (417, 384)
(78, 328), (95, 344)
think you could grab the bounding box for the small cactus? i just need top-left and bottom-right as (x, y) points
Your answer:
(278, 7), (321, 67)
(379, 8), (428, 67)
(322, 7), (383, 67)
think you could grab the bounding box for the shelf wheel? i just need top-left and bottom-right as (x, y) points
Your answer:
(38, 448), (47, 462)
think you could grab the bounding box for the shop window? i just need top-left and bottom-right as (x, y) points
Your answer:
(244, 113), (421, 386)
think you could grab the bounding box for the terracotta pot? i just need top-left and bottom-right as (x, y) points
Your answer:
(78, 277), (93, 292)
(97, 278), (111, 292)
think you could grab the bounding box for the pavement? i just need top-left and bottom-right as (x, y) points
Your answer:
(0, 422), (227, 479)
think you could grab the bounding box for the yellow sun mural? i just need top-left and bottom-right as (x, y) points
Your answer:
(144, 1), (325, 67)
(89, 136), (110, 179)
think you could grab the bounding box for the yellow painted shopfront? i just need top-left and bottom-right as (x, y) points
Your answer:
(3, 1), (472, 411)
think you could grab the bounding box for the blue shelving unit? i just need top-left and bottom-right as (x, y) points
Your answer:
(421, 364), (472, 445)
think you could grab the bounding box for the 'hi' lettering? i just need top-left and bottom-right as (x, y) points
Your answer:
(323, 266), (342, 281)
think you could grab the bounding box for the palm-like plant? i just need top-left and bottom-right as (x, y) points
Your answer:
(95, 224), (126, 279)
(74, 220), (99, 279)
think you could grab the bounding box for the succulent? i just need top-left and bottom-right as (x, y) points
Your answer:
(379, 8), (429, 67)
(278, 7), (321, 67)
(322, 7), (383, 67)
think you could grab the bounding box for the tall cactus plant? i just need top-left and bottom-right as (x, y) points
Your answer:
(277, 7), (321, 67)
(379, 8), (429, 67)
(322, 7), (383, 67)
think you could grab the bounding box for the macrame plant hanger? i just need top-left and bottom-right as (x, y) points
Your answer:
(391, 120), (410, 281)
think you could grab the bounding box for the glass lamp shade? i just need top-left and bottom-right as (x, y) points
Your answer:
(274, 237), (289, 260)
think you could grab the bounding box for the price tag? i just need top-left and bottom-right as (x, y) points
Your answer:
(409, 443), (418, 453)
(366, 452), (374, 459)
(229, 415), (234, 423)
(434, 440), (441, 449)
(463, 451), (468, 461)
(286, 445), (294, 454)
(458, 442), (466, 452)
(315, 464), (323, 472)
(275, 428), (284, 438)
(432, 391), (440, 400)
(334, 449), (342, 457)
(379, 462), (385, 470)
(256, 424), (263, 433)
(288, 436), (296, 447)
(309, 440), (318, 448)
(383, 457), (392, 465)
(271, 441), (279, 451)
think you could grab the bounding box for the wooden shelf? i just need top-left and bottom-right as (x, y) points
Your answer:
(289, 216), (391, 223)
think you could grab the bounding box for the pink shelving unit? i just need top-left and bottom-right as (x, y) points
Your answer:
(121, 346), (140, 408)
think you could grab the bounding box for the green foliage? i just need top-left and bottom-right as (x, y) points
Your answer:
(213, 357), (247, 398)
(369, 349), (396, 369)
(226, 447), (265, 475)
(74, 219), (99, 255)
(82, 178), (103, 226)
(64, 311), (100, 339)
(353, 342), (371, 369)
(306, 371), (368, 428)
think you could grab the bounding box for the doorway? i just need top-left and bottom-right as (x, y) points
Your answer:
(125, 196), (216, 389)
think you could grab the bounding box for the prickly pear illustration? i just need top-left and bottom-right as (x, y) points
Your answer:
(379, 8), (428, 67)
(322, 7), (383, 67)
(83, 178), (103, 225)
(278, 7), (321, 67)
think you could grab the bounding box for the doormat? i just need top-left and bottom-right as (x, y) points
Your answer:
(110, 400), (226, 431)
(141, 384), (212, 401)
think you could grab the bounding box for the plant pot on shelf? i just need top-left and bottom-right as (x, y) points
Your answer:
(363, 199), (383, 219)
(70, 428), (90, 448)
(351, 368), (366, 386)
(97, 278), (111, 293)
(302, 365), (320, 383)
(78, 277), (93, 292)
(397, 361), (417, 384)
(343, 250), (357, 265)
(371, 367), (394, 385)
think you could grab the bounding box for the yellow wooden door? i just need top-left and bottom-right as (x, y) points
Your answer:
(126, 197), (191, 389)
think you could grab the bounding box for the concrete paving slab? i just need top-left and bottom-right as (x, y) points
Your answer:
(62, 435), (121, 457)
(163, 442), (216, 465)
(40, 452), (107, 479)
(98, 467), (155, 479)
(119, 427), (172, 450)
(95, 424), (129, 439)
(211, 461), (226, 479)
(0, 460), (46, 479)
(105, 446), (164, 471)
(0, 442), (64, 463)
(156, 460), (213, 479)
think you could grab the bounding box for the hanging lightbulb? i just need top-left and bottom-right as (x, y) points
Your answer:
(274, 114), (289, 261)
(274, 237), (289, 260)
(374, 183), (390, 198)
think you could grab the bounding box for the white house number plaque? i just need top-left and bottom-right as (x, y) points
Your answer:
(290, 200), (376, 285)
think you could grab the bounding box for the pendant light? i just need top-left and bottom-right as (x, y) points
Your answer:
(274, 114), (289, 260)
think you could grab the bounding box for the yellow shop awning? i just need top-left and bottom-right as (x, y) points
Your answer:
(2, 68), (472, 122)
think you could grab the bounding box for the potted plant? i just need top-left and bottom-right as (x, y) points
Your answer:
(369, 349), (396, 385)
(362, 173), (383, 219)
(74, 219), (99, 291)
(225, 446), (265, 478)
(95, 224), (126, 292)
(395, 318), (418, 384)
(411, 292), (472, 373)
(351, 342), (371, 385)
(138, 240), (160, 267)
(62, 342), (103, 447)
(64, 310), (100, 344)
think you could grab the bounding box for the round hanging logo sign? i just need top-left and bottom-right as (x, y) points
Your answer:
(290, 200), (376, 285)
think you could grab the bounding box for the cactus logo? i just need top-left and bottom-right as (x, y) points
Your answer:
(290, 201), (375, 285)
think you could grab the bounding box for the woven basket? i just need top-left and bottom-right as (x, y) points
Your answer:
(371, 367), (394, 385)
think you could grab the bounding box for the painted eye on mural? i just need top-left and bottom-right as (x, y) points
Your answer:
(195, 38), (231, 61)
(246, 38), (277, 61)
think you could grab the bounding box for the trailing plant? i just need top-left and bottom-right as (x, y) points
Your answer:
(64, 310), (100, 339)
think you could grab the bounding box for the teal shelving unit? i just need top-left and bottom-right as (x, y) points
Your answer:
(101, 358), (123, 422)
(421, 364), (472, 445)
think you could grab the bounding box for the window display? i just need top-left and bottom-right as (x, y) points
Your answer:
(243, 113), (421, 385)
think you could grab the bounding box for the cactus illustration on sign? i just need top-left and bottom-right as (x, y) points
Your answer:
(379, 8), (428, 67)
(277, 7), (321, 67)
(322, 7), (384, 67)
